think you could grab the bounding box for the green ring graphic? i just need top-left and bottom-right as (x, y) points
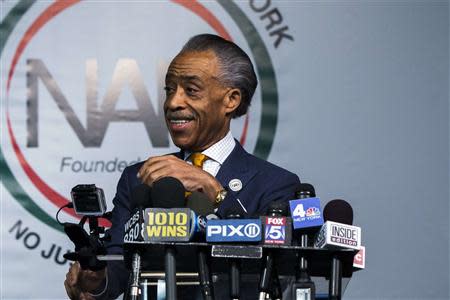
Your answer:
(0, 0), (61, 231)
(217, 0), (278, 159)
(0, 1), (278, 232)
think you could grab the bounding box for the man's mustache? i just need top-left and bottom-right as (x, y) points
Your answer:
(165, 111), (196, 120)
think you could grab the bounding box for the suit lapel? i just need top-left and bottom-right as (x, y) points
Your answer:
(173, 150), (184, 160)
(175, 144), (257, 213)
(215, 142), (258, 213)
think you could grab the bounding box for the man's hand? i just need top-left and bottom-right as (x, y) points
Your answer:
(64, 262), (106, 300)
(138, 155), (222, 201)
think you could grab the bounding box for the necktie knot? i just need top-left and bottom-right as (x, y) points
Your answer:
(190, 152), (208, 168)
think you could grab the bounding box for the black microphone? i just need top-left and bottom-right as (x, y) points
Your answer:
(185, 191), (216, 300)
(151, 176), (185, 208)
(127, 184), (152, 300)
(186, 191), (215, 216)
(130, 184), (153, 210)
(225, 201), (247, 218)
(321, 199), (354, 300)
(123, 184), (152, 244)
(186, 191), (218, 234)
(291, 183), (318, 300)
(258, 200), (289, 300)
(295, 183), (316, 199)
(151, 177), (185, 300)
(323, 199), (353, 225)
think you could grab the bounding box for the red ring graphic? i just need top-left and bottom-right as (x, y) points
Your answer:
(5, 0), (250, 224)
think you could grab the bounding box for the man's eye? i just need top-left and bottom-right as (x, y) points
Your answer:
(186, 87), (199, 94)
(164, 86), (175, 94)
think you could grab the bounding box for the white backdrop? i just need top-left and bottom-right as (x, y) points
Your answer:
(1, 1), (448, 299)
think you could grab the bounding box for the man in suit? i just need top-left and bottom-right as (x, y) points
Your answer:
(65, 33), (300, 299)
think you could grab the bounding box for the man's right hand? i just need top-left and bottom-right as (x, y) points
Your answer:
(137, 155), (223, 202)
(64, 262), (106, 300)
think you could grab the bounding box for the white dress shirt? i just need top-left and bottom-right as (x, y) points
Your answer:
(183, 131), (235, 176)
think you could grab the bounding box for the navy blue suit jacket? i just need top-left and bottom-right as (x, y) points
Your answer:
(101, 141), (300, 298)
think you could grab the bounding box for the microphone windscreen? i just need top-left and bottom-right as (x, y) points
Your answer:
(186, 191), (214, 216)
(224, 202), (246, 219)
(323, 199), (353, 225)
(267, 200), (288, 216)
(130, 184), (152, 209)
(151, 176), (185, 208)
(296, 183), (316, 198)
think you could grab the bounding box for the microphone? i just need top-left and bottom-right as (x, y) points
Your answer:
(185, 191), (216, 300)
(186, 191), (218, 236)
(324, 199), (353, 224)
(205, 204), (262, 300)
(150, 177), (186, 300)
(259, 200), (291, 300)
(262, 200), (292, 245)
(289, 183), (322, 300)
(314, 199), (360, 300)
(205, 208), (262, 243)
(289, 184), (322, 233)
(295, 183), (316, 199)
(314, 199), (361, 250)
(226, 208), (244, 300)
(151, 176), (185, 208)
(123, 179), (191, 300)
(125, 178), (195, 243)
(186, 191), (215, 216)
(124, 184), (152, 243)
(127, 184), (152, 300)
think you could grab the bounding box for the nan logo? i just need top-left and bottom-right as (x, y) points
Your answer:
(0, 1), (280, 232)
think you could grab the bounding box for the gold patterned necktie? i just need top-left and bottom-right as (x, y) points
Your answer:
(189, 152), (208, 168)
(185, 153), (208, 197)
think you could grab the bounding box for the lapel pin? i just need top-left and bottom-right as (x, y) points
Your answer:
(228, 179), (242, 192)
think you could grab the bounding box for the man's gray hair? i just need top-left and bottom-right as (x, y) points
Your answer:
(180, 34), (258, 118)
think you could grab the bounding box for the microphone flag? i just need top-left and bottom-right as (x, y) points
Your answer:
(289, 197), (323, 229)
(206, 219), (262, 243)
(262, 216), (292, 245)
(353, 246), (366, 269)
(314, 221), (361, 250)
(144, 208), (192, 242)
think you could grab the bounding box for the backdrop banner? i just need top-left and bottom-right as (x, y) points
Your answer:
(1, 1), (448, 299)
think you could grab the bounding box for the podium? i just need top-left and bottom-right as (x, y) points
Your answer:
(123, 242), (359, 300)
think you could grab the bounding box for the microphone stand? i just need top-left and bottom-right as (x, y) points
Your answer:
(229, 259), (241, 300)
(165, 246), (177, 300)
(198, 246), (214, 300)
(270, 266), (283, 300)
(128, 207), (144, 300)
(329, 253), (342, 300)
(258, 250), (274, 300)
(292, 190), (316, 300)
(258, 202), (287, 300)
(129, 252), (141, 300)
(226, 212), (242, 300)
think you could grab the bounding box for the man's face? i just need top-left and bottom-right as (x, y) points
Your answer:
(164, 50), (234, 151)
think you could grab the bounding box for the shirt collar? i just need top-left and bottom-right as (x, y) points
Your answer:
(184, 131), (235, 165)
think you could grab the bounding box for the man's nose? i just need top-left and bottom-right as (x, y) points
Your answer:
(165, 88), (187, 110)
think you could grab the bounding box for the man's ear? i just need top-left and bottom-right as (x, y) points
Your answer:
(224, 88), (241, 115)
